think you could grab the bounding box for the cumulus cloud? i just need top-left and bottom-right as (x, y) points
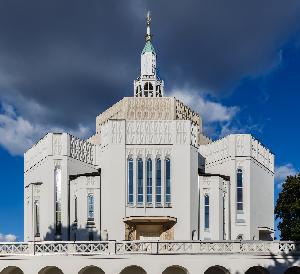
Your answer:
(0, 233), (17, 242)
(168, 87), (256, 138)
(275, 163), (298, 189)
(169, 88), (239, 123)
(0, 102), (91, 156)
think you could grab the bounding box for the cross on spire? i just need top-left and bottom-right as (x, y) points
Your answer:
(145, 11), (152, 42)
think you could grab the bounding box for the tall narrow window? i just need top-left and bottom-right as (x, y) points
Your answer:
(146, 158), (153, 205)
(34, 200), (40, 237)
(204, 195), (210, 230)
(156, 158), (162, 206)
(87, 193), (94, 221)
(223, 194), (226, 240)
(127, 158), (134, 205)
(54, 167), (62, 235)
(237, 168), (243, 211)
(137, 158), (143, 206)
(156, 85), (162, 97)
(74, 196), (78, 222)
(136, 85), (142, 97)
(165, 158), (171, 207)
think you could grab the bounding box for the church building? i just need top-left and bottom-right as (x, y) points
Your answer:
(23, 12), (274, 243)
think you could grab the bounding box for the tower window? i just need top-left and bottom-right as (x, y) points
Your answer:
(156, 158), (162, 206)
(127, 158), (134, 205)
(87, 193), (94, 221)
(204, 195), (210, 230)
(237, 168), (243, 211)
(165, 158), (171, 207)
(135, 85), (142, 97)
(156, 85), (162, 97)
(146, 158), (153, 205)
(137, 158), (144, 206)
(144, 82), (153, 97)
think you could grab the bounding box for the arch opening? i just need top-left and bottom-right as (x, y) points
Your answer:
(119, 265), (147, 274)
(38, 266), (64, 274)
(163, 265), (188, 274)
(284, 266), (300, 274)
(245, 266), (269, 274)
(1, 266), (24, 274)
(205, 266), (230, 274)
(79, 266), (105, 274)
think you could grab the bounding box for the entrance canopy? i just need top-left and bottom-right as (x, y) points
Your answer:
(123, 216), (177, 224)
(123, 216), (177, 240)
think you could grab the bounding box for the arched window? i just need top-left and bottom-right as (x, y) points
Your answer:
(127, 158), (134, 205)
(165, 158), (171, 207)
(137, 158), (144, 206)
(146, 158), (153, 205)
(204, 195), (210, 229)
(156, 158), (162, 206)
(87, 193), (94, 221)
(54, 166), (62, 235)
(144, 82), (153, 97)
(237, 168), (243, 211)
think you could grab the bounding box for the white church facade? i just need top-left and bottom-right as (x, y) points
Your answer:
(1, 12), (299, 274)
(23, 12), (275, 243)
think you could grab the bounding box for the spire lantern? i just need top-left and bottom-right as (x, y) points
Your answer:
(134, 11), (164, 98)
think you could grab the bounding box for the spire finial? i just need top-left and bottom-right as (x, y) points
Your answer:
(145, 11), (152, 42)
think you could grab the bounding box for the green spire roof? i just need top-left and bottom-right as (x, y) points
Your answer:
(142, 41), (156, 55)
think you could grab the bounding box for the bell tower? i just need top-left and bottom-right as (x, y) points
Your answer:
(134, 11), (164, 97)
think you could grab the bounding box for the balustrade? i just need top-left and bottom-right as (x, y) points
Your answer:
(0, 241), (299, 256)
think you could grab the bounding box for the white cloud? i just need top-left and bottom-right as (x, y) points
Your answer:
(0, 102), (92, 156)
(168, 87), (266, 139)
(275, 163), (298, 189)
(169, 88), (239, 124)
(0, 233), (17, 242)
(219, 120), (263, 138)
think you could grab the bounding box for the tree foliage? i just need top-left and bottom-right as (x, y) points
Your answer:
(275, 174), (300, 240)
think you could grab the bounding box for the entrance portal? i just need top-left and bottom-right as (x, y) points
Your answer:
(123, 216), (177, 240)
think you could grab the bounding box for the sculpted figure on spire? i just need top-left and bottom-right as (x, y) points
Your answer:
(134, 11), (164, 97)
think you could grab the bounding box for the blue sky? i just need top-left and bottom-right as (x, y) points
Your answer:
(0, 1), (300, 241)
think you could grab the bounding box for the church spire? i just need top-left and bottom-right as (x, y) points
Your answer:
(145, 11), (152, 42)
(134, 11), (164, 98)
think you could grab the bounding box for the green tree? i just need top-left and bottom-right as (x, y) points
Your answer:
(275, 174), (300, 240)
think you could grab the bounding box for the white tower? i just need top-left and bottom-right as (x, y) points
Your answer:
(134, 11), (164, 97)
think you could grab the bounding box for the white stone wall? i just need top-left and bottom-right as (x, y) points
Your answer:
(24, 133), (98, 241)
(70, 176), (101, 241)
(98, 119), (199, 240)
(199, 175), (229, 240)
(24, 128), (274, 242)
(199, 134), (274, 240)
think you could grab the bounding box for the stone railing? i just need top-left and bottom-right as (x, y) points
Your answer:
(0, 241), (299, 256)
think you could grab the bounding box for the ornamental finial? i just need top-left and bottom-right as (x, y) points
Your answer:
(146, 11), (152, 41)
